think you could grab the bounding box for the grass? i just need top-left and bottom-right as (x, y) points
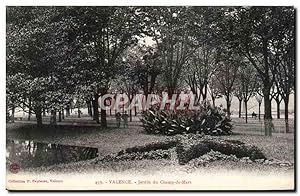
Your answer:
(7, 118), (168, 155)
(21, 148), (293, 176)
(6, 115), (295, 174)
(218, 133), (294, 163)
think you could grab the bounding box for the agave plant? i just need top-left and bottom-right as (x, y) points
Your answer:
(141, 104), (232, 136)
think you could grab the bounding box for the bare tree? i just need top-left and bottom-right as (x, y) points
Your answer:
(269, 85), (283, 119)
(219, 7), (295, 136)
(238, 63), (259, 123)
(185, 44), (218, 105)
(214, 59), (239, 117)
(142, 7), (197, 97)
(273, 47), (295, 132)
(233, 85), (243, 118)
(208, 75), (222, 108)
(255, 93), (263, 121)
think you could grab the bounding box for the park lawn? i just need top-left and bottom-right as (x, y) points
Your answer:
(6, 121), (169, 155)
(7, 121), (294, 190)
(19, 144), (293, 175)
(218, 133), (294, 163)
(21, 157), (294, 176)
(7, 120), (294, 167)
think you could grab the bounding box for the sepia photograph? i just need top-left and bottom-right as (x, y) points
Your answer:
(6, 5), (295, 191)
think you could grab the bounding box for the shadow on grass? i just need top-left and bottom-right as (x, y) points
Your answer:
(7, 123), (111, 141)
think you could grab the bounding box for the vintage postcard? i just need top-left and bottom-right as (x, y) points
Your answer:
(6, 6), (295, 191)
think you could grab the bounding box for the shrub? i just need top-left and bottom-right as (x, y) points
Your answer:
(203, 139), (266, 160)
(141, 104), (232, 136)
(95, 148), (172, 164)
(115, 149), (171, 161)
(176, 142), (210, 165)
(176, 136), (266, 165)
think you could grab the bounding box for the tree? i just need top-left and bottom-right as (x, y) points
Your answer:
(233, 86), (243, 118)
(66, 7), (141, 127)
(208, 77), (222, 108)
(219, 6), (295, 136)
(213, 50), (239, 117)
(124, 45), (161, 99)
(273, 46), (295, 132)
(111, 72), (139, 122)
(237, 62), (259, 123)
(269, 84), (283, 119)
(7, 7), (70, 127)
(141, 7), (197, 97)
(185, 44), (218, 105)
(184, 7), (220, 105)
(255, 87), (264, 121)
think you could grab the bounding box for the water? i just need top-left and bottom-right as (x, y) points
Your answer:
(6, 140), (99, 168)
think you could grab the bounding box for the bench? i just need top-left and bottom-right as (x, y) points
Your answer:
(240, 113), (264, 119)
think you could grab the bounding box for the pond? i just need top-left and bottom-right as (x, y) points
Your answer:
(6, 139), (99, 168)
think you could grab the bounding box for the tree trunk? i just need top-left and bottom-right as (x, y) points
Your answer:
(90, 100), (93, 117)
(86, 100), (90, 116)
(100, 109), (107, 127)
(66, 106), (70, 117)
(93, 94), (100, 123)
(42, 108), (46, 117)
(78, 107), (81, 118)
(262, 39), (273, 136)
(212, 97), (216, 108)
(284, 97), (289, 133)
(6, 107), (9, 122)
(134, 106), (137, 116)
(203, 84), (208, 104)
(263, 90), (273, 136)
(86, 100), (93, 117)
(238, 99), (242, 118)
(91, 101), (93, 117)
(28, 98), (32, 120)
(276, 99), (281, 119)
(11, 105), (15, 123)
(109, 99), (112, 116)
(92, 99), (96, 120)
(245, 100), (248, 123)
(58, 111), (62, 122)
(129, 96), (133, 122)
(258, 102), (261, 120)
(167, 88), (175, 99)
(35, 107), (43, 128)
(50, 109), (57, 125)
(226, 95), (231, 117)
(62, 109), (64, 120)
(129, 109), (132, 122)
